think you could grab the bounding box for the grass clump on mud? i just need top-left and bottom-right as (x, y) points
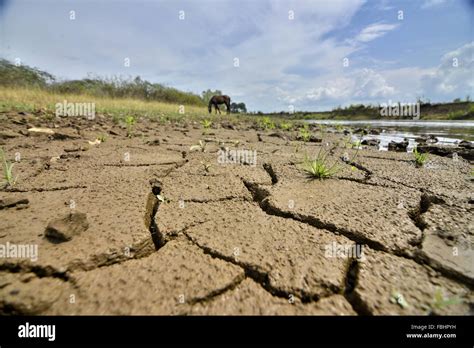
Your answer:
(413, 147), (428, 167)
(278, 121), (293, 131)
(302, 148), (341, 180)
(201, 119), (212, 129)
(428, 288), (461, 314)
(298, 125), (311, 142)
(0, 148), (17, 188)
(300, 134), (361, 179)
(124, 115), (136, 137)
(259, 116), (276, 130)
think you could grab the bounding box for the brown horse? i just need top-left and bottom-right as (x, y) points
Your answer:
(208, 95), (231, 114)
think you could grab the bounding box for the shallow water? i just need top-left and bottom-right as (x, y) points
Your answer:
(307, 119), (474, 151)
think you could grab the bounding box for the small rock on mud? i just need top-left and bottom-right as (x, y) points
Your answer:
(0, 197), (29, 210)
(45, 212), (89, 243)
(388, 139), (409, 152)
(146, 139), (161, 146)
(27, 127), (55, 136)
(361, 139), (380, 147)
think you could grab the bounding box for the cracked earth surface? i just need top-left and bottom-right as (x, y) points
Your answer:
(0, 112), (473, 315)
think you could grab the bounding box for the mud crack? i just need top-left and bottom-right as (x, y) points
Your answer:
(104, 160), (186, 167)
(144, 179), (166, 249)
(345, 160), (372, 180)
(66, 237), (156, 272)
(186, 272), (246, 306)
(186, 196), (246, 204)
(3, 185), (87, 193)
(343, 258), (371, 315)
(408, 193), (445, 237)
(0, 262), (72, 282)
(182, 229), (332, 303)
(242, 180), (388, 253)
(263, 163), (278, 184)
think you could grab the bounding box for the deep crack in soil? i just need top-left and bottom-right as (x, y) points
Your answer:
(242, 179), (388, 253)
(0, 262), (71, 282)
(181, 229), (326, 303)
(343, 259), (371, 315)
(144, 179), (166, 249)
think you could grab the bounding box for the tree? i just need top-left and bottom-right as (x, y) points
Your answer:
(202, 89), (222, 104)
(230, 102), (247, 113)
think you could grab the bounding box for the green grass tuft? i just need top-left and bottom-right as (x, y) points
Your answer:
(301, 148), (341, 180)
(259, 116), (275, 130)
(299, 125), (311, 142)
(413, 147), (428, 167)
(125, 115), (136, 137)
(201, 119), (212, 129)
(0, 148), (17, 188)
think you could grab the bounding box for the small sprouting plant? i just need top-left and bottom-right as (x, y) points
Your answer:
(342, 135), (361, 149)
(200, 161), (212, 173)
(301, 147), (341, 180)
(201, 119), (212, 129)
(413, 147), (428, 167)
(299, 125), (311, 142)
(97, 134), (107, 143)
(0, 148), (17, 188)
(190, 140), (206, 152)
(125, 115), (136, 137)
(429, 288), (461, 313)
(279, 121), (293, 131)
(233, 140), (240, 147)
(259, 116), (275, 130)
(112, 114), (121, 124)
(351, 139), (362, 149)
(335, 123), (344, 133)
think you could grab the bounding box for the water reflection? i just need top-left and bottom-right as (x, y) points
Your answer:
(308, 120), (474, 151)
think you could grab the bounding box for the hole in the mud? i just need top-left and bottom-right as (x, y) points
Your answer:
(145, 179), (166, 249)
(263, 163), (278, 185)
(344, 259), (359, 296)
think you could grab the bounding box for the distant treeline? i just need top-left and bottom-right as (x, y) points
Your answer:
(0, 59), (205, 106)
(255, 100), (474, 120)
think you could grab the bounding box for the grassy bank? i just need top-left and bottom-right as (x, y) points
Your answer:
(0, 87), (210, 122)
(0, 59), (205, 107)
(0, 87), (295, 128)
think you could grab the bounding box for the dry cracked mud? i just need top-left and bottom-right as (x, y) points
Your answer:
(0, 111), (472, 315)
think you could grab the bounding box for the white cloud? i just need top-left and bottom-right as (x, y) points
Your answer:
(277, 68), (395, 106)
(421, 0), (452, 9)
(355, 23), (399, 43)
(421, 42), (474, 98)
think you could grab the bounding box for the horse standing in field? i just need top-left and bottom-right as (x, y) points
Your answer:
(208, 95), (231, 114)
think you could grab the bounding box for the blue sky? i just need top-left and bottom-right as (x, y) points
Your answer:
(0, 0), (473, 112)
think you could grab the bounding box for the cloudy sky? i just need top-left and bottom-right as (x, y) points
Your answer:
(0, 0), (473, 111)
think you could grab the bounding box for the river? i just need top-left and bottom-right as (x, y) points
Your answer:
(307, 120), (474, 151)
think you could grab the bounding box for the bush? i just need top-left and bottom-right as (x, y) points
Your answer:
(0, 59), (205, 106)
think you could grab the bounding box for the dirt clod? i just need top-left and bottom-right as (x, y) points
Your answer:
(45, 212), (89, 243)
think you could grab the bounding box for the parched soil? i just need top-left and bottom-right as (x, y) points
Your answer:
(0, 111), (472, 315)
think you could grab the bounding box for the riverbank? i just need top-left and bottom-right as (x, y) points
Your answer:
(263, 101), (474, 121)
(0, 110), (472, 315)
